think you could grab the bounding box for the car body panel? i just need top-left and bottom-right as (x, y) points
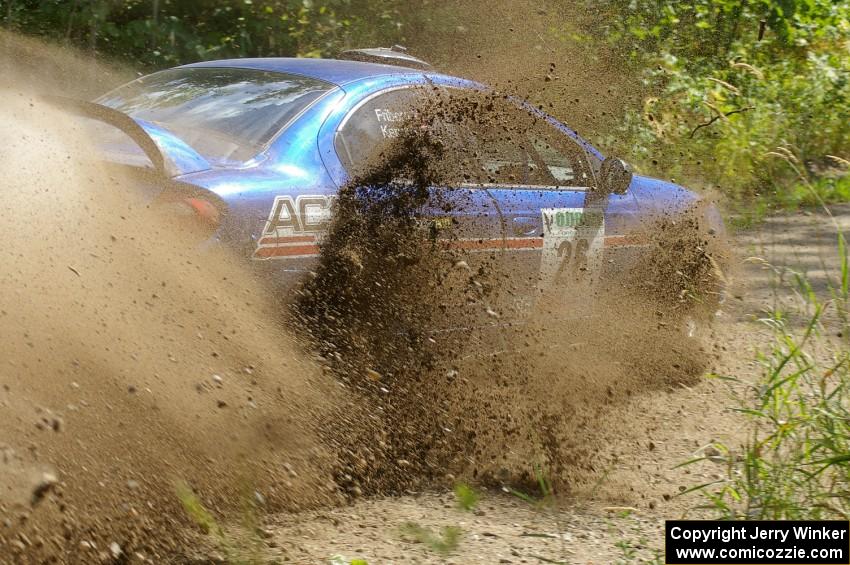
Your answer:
(137, 119), (212, 176)
(85, 57), (719, 300)
(180, 57), (437, 87)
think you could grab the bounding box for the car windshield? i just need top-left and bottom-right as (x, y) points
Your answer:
(97, 67), (334, 163)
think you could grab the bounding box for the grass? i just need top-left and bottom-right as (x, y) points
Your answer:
(614, 538), (663, 565)
(682, 148), (850, 519)
(604, 510), (664, 564)
(454, 482), (480, 512)
(399, 523), (462, 555)
(504, 464), (582, 564)
(727, 198), (773, 231)
(175, 481), (268, 564)
(176, 481), (223, 538)
(505, 463), (556, 508)
(391, 483), (477, 557)
(726, 175), (850, 232)
(684, 298), (850, 519)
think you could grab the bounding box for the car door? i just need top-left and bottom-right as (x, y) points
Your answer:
(329, 85), (505, 253)
(429, 96), (642, 318)
(326, 84), (641, 319)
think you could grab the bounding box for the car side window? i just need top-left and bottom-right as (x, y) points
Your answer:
(477, 134), (538, 185)
(468, 104), (594, 188)
(531, 137), (583, 184)
(334, 88), (422, 174)
(335, 87), (596, 189)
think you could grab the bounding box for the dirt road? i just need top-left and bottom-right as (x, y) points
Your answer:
(244, 207), (850, 565)
(2, 26), (846, 565)
(1, 108), (844, 561)
(0, 82), (734, 564)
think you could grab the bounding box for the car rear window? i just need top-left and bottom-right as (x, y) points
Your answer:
(335, 87), (595, 187)
(334, 87), (423, 174)
(98, 68), (334, 163)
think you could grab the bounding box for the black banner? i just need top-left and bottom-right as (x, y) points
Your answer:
(665, 520), (850, 564)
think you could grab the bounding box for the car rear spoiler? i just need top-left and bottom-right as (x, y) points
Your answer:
(43, 96), (211, 177)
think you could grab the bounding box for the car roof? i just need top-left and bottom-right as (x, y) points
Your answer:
(179, 57), (433, 87)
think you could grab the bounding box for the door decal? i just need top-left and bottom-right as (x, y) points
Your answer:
(253, 195), (335, 260)
(539, 207), (605, 296)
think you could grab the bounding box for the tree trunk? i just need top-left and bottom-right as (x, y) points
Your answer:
(66, 0), (80, 40)
(89, 0), (97, 53)
(151, 0), (160, 52)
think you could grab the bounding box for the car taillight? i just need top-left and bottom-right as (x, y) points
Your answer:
(156, 195), (222, 240)
(184, 197), (221, 228)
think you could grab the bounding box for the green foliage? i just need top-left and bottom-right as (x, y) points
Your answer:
(607, 0), (849, 62)
(399, 522), (462, 555)
(598, 0), (850, 212)
(1, 0), (408, 69)
(6, 0), (845, 216)
(453, 482), (480, 512)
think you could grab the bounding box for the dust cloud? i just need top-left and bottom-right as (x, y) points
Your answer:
(293, 89), (724, 501)
(408, 0), (643, 144)
(0, 28), (726, 562)
(0, 37), (342, 562)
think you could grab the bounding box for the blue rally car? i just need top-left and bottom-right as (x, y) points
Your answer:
(58, 47), (723, 316)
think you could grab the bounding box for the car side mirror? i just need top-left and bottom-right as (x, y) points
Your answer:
(598, 156), (633, 195)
